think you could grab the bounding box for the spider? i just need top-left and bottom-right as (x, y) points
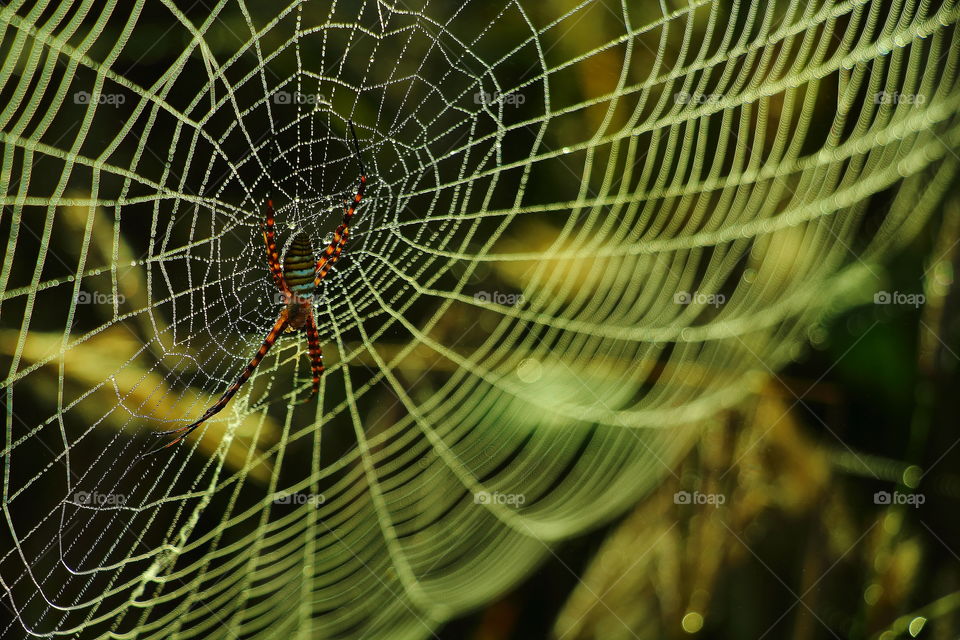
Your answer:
(141, 121), (367, 457)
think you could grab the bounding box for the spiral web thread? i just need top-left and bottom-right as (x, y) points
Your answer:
(0, 0), (959, 638)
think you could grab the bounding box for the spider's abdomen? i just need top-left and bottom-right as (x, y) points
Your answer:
(283, 233), (316, 295)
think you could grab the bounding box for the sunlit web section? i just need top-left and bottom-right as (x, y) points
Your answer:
(0, 0), (958, 638)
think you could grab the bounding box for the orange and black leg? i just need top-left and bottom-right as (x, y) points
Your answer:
(314, 121), (367, 288)
(141, 308), (291, 457)
(263, 199), (289, 295)
(313, 222), (350, 285)
(304, 312), (324, 398)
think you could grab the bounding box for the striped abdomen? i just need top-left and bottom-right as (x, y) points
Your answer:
(283, 233), (316, 295)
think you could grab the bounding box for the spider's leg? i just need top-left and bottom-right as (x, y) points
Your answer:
(289, 311), (324, 405)
(139, 308), (291, 458)
(314, 121), (367, 287)
(304, 310), (324, 398)
(262, 198), (290, 294)
(312, 221), (350, 287)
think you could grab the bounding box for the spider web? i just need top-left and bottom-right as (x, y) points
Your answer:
(1, 0), (959, 638)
